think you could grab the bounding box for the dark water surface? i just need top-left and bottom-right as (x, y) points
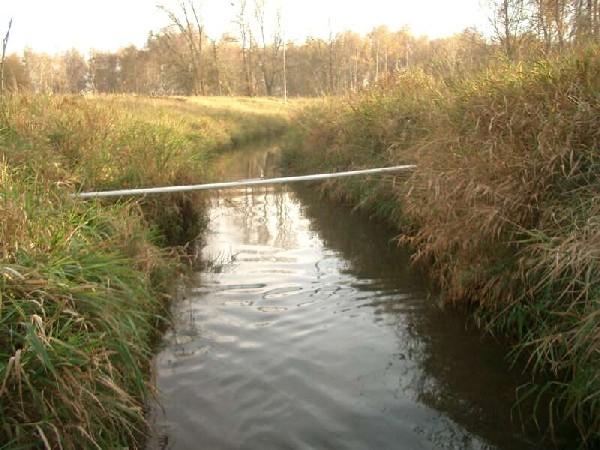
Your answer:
(147, 144), (553, 450)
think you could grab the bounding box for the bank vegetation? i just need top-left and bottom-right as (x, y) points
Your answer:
(282, 48), (600, 446)
(0, 95), (290, 448)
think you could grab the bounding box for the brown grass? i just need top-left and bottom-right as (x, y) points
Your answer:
(282, 49), (600, 444)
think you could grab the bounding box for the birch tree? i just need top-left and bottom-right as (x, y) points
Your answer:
(233, 0), (254, 96)
(252, 0), (283, 96)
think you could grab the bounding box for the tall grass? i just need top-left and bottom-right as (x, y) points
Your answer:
(0, 94), (292, 448)
(283, 50), (600, 445)
(1, 95), (291, 243)
(0, 165), (169, 448)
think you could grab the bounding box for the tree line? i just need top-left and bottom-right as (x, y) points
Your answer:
(1, 0), (598, 97)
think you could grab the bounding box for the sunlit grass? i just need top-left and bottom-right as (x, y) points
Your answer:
(92, 94), (312, 148)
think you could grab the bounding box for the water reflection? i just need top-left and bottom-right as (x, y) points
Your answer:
(206, 142), (297, 252)
(209, 187), (298, 252)
(147, 143), (555, 450)
(294, 188), (556, 449)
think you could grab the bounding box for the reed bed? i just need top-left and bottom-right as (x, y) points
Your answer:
(282, 50), (600, 445)
(0, 94), (291, 448)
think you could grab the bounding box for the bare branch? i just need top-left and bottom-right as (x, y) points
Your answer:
(1, 18), (13, 98)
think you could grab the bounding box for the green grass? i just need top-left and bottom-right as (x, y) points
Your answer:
(0, 166), (167, 448)
(0, 93), (294, 448)
(282, 50), (600, 446)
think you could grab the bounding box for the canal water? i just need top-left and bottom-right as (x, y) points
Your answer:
(147, 143), (552, 449)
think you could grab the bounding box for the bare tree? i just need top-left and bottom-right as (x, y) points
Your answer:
(158, 1), (206, 95)
(572, 0), (600, 41)
(282, 29), (287, 102)
(22, 49), (59, 94)
(486, 0), (530, 59)
(369, 26), (392, 82)
(62, 49), (88, 93)
(252, 0), (283, 96)
(233, 0), (254, 96)
(1, 18), (13, 99)
(327, 23), (335, 94)
(529, 0), (569, 50)
(89, 51), (120, 93)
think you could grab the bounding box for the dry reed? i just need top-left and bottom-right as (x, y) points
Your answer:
(282, 49), (600, 445)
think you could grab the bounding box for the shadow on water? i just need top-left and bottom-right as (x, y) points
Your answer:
(147, 140), (571, 450)
(293, 187), (566, 449)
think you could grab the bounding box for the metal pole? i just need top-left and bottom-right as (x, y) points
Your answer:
(74, 165), (416, 199)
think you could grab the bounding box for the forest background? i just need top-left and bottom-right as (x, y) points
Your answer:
(2, 0), (599, 98)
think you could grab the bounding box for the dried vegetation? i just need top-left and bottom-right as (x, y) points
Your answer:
(283, 49), (600, 445)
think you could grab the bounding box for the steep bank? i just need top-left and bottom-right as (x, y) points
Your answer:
(282, 52), (599, 445)
(0, 95), (291, 448)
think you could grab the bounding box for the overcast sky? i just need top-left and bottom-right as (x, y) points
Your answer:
(0, 0), (489, 55)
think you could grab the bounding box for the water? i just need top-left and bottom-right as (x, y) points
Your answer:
(147, 143), (552, 450)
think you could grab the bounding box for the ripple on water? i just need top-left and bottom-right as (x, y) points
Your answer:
(257, 306), (288, 313)
(191, 283), (267, 294)
(252, 321), (274, 328)
(221, 300), (254, 307)
(297, 299), (317, 307)
(262, 285), (303, 299)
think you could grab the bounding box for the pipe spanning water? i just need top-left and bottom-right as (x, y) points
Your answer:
(74, 165), (417, 199)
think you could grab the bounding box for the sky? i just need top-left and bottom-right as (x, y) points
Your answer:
(0, 0), (490, 55)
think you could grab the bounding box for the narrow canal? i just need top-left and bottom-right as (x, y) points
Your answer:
(147, 143), (552, 449)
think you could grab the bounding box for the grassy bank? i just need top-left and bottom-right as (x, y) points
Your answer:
(282, 51), (599, 445)
(0, 94), (291, 448)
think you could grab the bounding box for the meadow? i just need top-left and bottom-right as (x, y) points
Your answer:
(0, 94), (291, 448)
(282, 49), (600, 445)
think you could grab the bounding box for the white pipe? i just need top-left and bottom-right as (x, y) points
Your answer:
(74, 165), (417, 199)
